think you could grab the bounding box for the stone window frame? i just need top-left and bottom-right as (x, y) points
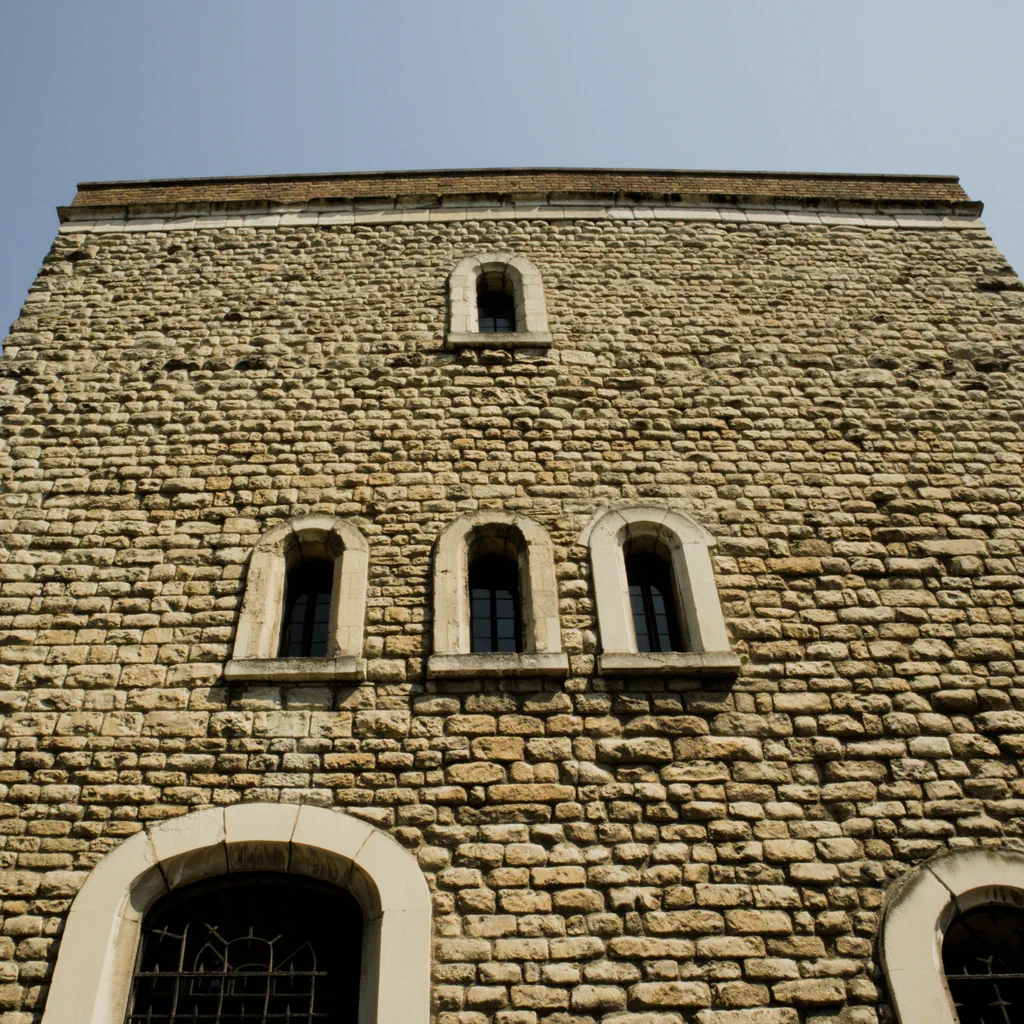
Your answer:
(446, 253), (552, 348)
(882, 846), (1024, 1023)
(583, 505), (740, 676)
(226, 515), (368, 683)
(427, 511), (569, 679)
(40, 804), (432, 1024)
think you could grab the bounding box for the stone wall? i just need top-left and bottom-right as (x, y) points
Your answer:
(0, 208), (1023, 1024)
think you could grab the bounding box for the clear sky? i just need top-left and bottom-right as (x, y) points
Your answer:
(2, 0), (1022, 336)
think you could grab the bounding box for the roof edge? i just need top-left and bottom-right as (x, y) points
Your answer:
(75, 166), (963, 191)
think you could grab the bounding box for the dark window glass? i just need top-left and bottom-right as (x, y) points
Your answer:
(469, 554), (522, 653)
(626, 551), (684, 653)
(280, 561), (333, 658)
(125, 873), (362, 1024)
(943, 904), (1024, 1024)
(478, 290), (516, 333)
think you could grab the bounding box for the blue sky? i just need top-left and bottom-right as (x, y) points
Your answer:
(2, 0), (1022, 335)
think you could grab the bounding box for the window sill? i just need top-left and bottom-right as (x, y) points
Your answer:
(447, 331), (553, 349)
(427, 652), (569, 680)
(598, 651), (741, 677)
(224, 657), (367, 683)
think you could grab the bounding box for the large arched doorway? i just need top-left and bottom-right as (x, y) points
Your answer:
(41, 804), (430, 1024)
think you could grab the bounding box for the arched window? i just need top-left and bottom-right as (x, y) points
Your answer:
(447, 253), (551, 348)
(280, 559), (334, 657)
(40, 804), (432, 1024)
(583, 505), (738, 676)
(469, 553), (522, 653)
(127, 874), (362, 1024)
(881, 846), (1024, 1024)
(429, 512), (567, 678)
(942, 904), (1024, 1023)
(227, 515), (369, 683)
(625, 548), (685, 653)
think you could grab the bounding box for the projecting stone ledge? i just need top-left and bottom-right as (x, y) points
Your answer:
(224, 657), (367, 683)
(427, 652), (570, 679)
(597, 651), (741, 677)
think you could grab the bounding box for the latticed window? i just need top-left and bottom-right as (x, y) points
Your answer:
(626, 551), (684, 653)
(477, 289), (516, 333)
(943, 903), (1024, 1024)
(469, 554), (522, 653)
(279, 560), (333, 657)
(125, 874), (362, 1024)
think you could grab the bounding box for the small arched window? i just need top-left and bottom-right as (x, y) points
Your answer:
(583, 505), (738, 676)
(126, 873), (362, 1024)
(228, 515), (369, 683)
(429, 512), (568, 678)
(447, 254), (551, 348)
(625, 548), (685, 653)
(280, 559), (334, 657)
(942, 904), (1024, 1023)
(469, 553), (522, 653)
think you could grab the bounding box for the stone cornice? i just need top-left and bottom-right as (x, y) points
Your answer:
(57, 195), (987, 234)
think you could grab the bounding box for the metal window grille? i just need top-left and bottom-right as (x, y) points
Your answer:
(626, 551), (684, 653)
(125, 874), (362, 1024)
(943, 904), (1024, 1024)
(477, 290), (516, 333)
(279, 560), (334, 657)
(469, 554), (522, 653)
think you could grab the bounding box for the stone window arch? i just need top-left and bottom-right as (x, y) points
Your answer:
(446, 253), (552, 348)
(582, 505), (739, 676)
(226, 515), (368, 683)
(428, 512), (568, 678)
(882, 846), (1024, 1023)
(40, 804), (432, 1024)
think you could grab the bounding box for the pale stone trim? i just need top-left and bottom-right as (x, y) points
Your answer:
(40, 804), (431, 1024)
(57, 200), (987, 235)
(598, 651), (740, 676)
(427, 652), (569, 679)
(427, 512), (567, 679)
(584, 505), (738, 676)
(447, 252), (551, 347)
(882, 846), (1024, 1024)
(228, 515), (368, 682)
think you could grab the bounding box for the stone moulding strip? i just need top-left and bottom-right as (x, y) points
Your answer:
(57, 199), (988, 234)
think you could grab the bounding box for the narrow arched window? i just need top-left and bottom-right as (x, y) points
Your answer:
(477, 271), (516, 333)
(280, 559), (334, 657)
(126, 873), (362, 1024)
(943, 903), (1024, 1023)
(625, 550), (684, 653)
(469, 554), (522, 653)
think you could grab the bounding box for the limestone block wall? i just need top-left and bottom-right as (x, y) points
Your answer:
(0, 202), (1022, 1024)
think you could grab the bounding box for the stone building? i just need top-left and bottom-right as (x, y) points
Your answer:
(0, 167), (1022, 1024)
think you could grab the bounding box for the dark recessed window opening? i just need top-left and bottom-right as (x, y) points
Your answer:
(125, 873), (363, 1024)
(943, 903), (1024, 1024)
(626, 551), (684, 653)
(280, 560), (334, 658)
(469, 554), (522, 653)
(477, 290), (516, 333)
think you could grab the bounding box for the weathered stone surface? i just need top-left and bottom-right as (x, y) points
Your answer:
(1, 172), (1022, 1024)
